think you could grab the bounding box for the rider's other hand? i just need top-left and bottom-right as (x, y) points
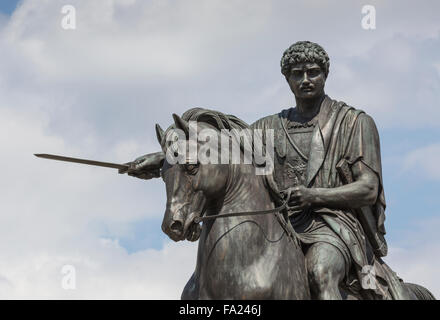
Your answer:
(281, 185), (315, 212)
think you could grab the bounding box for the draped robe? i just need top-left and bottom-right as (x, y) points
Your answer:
(251, 95), (411, 299)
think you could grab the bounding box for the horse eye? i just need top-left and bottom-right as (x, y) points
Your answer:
(185, 164), (199, 174)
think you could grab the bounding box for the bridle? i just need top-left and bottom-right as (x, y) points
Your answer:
(193, 190), (299, 246)
(193, 187), (296, 224)
(163, 151), (298, 241)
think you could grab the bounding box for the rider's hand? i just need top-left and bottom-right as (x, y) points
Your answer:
(118, 153), (163, 180)
(281, 185), (315, 215)
(127, 168), (161, 180)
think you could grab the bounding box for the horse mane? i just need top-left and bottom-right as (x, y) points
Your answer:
(170, 107), (283, 206)
(180, 107), (255, 163)
(181, 107), (250, 131)
(181, 108), (287, 237)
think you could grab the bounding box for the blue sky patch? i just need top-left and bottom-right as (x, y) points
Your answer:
(0, 0), (20, 15)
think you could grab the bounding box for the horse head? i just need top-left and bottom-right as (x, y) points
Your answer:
(157, 111), (231, 242)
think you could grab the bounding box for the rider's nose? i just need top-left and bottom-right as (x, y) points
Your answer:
(302, 73), (311, 84)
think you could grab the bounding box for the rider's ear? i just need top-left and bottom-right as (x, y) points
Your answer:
(155, 123), (165, 145)
(172, 113), (189, 138)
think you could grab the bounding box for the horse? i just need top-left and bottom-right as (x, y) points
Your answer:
(155, 108), (435, 300)
(156, 108), (309, 299)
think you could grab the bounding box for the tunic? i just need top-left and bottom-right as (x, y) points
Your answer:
(277, 108), (353, 281)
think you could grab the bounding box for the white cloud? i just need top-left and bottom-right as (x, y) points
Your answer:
(403, 144), (440, 180)
(386, 244), (440, 299)
(0, 100), (180, 298)
(3, 0), (272, 82)
(0, 238), (198, 299)
(385, 218), (440, 299)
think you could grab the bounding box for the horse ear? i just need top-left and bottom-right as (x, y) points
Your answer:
(155, 123), (164, 145)
(172, 113), (189, 137)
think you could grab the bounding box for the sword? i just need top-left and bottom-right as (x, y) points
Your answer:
(34, 153), (132, 171)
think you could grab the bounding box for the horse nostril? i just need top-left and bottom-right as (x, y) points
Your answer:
(170, 221), (183, 234)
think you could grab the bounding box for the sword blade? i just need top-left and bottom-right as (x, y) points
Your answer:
(34, 153), (129, 170)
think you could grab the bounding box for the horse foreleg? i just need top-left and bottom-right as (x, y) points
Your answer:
(181, 272), (199, 300)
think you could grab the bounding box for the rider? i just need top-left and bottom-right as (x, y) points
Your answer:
(250, 41), (410, 300)
(122, 41), (411, 300)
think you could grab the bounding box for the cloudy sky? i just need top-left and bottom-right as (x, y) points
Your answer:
(0, 0), (439, 299)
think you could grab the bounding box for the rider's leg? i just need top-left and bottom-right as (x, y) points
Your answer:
(305, 242), (346, 300)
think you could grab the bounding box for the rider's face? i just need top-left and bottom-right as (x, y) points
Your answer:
(287, 62), (326, 99)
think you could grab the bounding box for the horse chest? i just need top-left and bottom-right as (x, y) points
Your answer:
(196, 218), (285, 298)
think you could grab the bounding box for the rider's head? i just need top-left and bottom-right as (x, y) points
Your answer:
(280, 41), (330, 79)
(281, 41), (329, 99)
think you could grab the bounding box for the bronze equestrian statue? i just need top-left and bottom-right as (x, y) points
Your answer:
(122, 41), (435, 300)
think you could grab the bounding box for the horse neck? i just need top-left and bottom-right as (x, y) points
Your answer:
(219, 164), (274, 214)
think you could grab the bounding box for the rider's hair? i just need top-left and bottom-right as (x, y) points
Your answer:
(280, 41), (330, 79)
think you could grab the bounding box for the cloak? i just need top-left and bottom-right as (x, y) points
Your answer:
(252, 95), (411, 299)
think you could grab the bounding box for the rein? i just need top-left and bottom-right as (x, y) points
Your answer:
(193, 200), (288, 224)
(191, 185), (300, 247)
(193, 184), (297, 224)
